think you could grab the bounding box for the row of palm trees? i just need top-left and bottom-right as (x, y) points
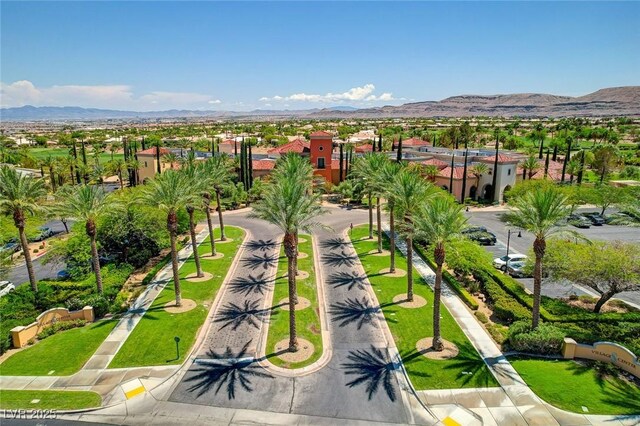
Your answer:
(0, 156), (234, 306)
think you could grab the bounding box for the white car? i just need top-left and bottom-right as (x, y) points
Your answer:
(0, 280), (15, 297)
(493, 254), (528, 271)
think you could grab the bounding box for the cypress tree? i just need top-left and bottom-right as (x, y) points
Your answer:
(72, 140), (81, 184)
(339, 143), (344, 181)
(561, 136), (572, 183)
(239, 138), (245, 189)
(448, 153), (455, 194)
(248, 139), (254, 188)
(491, 131), (500, 201)
(544, 149), (550, 179)
(396, 136), (403, 162)
(460, 150), (468, 203)
(378, 134), (383, 152)
(577, 149), (586, 185)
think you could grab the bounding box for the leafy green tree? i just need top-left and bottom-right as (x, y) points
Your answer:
(591, 145), (623, 183)
(415, 196), (467, 351)
(543, 240), (640, 313)
(585, 185), (629, 217)
(55, 185), (114, 294)
(391, 168), (435, 302)
(0, 166), (48, 292)
(142, 170), (200, 306)
(504, 187), (574, 328)
(106, 159), (128, 190)
(251, 154), (325, 352)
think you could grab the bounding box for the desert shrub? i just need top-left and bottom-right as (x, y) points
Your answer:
(508, 321), (566, 355)
(37, 319), (87, 340)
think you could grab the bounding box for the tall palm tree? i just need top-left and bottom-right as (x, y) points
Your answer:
(182, 164), (205, 278)
(504, 187), (573, 328)
(391, 169), (435, 302)
(55, 185), (113, 294)
(521, 155), (540, 180)
(352, 153), (388, 244)
(251, 155), (325, 352)
(41, 155), (58, 191)
(142, 170), (200, 306)
(204, 155), (233, 241)
(163, 152), (180, 170)
(377, 161), (402, 272)
(0, 166), (47, 292)
(469, 163), (488, 200)
(107, 159), (128, 190)
(422, 164), (439, 182)
(415, 196), (467, 351)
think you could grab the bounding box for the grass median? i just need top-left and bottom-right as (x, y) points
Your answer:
(0, 319), (118, 376)
(0, 389), (102, 410)
(350, 225), (497, 390)
(265, 234), (323, 369)
(108, 226), (244, 368)
(510, 357), (640, 415)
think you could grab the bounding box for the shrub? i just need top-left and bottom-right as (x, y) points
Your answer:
(487, 323), (509, 344)
(110, 292), (129, 314)
(474, 311), (489, 324)
(507, 320), (566, 355)
(37, 319), (87, 340)
(473, 270), (530, 323)
(81, 295), (109, 318)
(65, 297), (85, 311)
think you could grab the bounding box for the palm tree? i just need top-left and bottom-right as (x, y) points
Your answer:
(107, 159), (128, 190)
(163, 152), (180, 170)
(41, 155), (58, 191)
(142, 170), (200, 306)
(390, 169), (435, 302)
(109, 141), (122, 161)
(504, 187), (573, 328)
(182, 164), (205, 278)
(351, 153), (388, 244)
(251, 154), (325, 352)
(415, 196), (467, 351)
(377, 161), (402, 272)
(204, 155), (233, 240)
(55, 185), (113, 294)
(422, 164), (439, 182)
(469, 163), (488, 200)
(0, 166), (47, 292)
(521, 155), (540, 180)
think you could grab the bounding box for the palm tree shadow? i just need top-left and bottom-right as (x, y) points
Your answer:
(241, 253), (278, 270)
(214, 299), (268, 331)
(320, 237), (351, 250)
(327, 271), (368, 291)
(443, 344), (496, 386)
(342, 346), (399, 402)
(322, 251), (358, 267)
(244, 239), (277, 252)
(228, 272), (274, 296)
(184, 341), (272, 400)
(329, 297), (380, 329)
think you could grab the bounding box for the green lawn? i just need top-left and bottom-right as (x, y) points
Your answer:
(0, 320), (118, 376)
(265, 235), (323, 369)
(108, 227), (244, 368)
(350, 225), (497, 390)
(510, 357), (640, 415)
(28, 147), (123, 164)
(0, 389), (102, 410)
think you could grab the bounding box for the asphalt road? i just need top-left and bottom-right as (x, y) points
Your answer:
(6, 220), (69, 286)
(465, 208), (640, 307)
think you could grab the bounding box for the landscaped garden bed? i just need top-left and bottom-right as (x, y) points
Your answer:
(350, 225), (498, 390)
(108, 227), (244, 368)
(265, 234), (323, 369)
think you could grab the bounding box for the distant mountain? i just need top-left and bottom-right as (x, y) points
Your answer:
(1, 87), (638, 121)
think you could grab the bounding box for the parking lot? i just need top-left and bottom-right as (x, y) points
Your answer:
(465, 208), (640, 308)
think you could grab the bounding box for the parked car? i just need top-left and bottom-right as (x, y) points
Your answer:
(582, 213), (605, 226)
(57, 269), (71, 280)
(1, 239), (21, 255)
(0, 280), (15, 297)
(567, 213), (591, 229)
(462, 226), (497, 245)
(506, 261), (531, 278)
(31, 226), (55, 242)
(493, 254), (528, 271)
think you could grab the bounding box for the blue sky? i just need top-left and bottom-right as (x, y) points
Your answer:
(1, 1), (638, 111)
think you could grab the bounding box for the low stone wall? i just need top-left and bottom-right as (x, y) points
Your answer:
(10, 306), (94, 348)
(562, 338), (639, 378)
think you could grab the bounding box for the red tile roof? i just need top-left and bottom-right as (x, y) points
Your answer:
(420, 158), (449, 168)
(310, 131), (333, 138)
(138, 147), (172, 156)
(478, 153), (518, 163)
(355, 144), (373, 153)
(220, 139), (236, 145)
(252, 160), (277, 171)
(517, 159), (564, 181)
(437, 166), (473, 180)
(267, 139), (310, 155)
(403, 137), (431, 147)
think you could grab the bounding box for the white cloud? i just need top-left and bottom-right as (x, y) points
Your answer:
(0, 80), (222, 111)
(259, 83), (398, 104)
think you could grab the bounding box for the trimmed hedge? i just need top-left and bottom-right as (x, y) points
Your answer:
(141, 239), (188, 286)
(473, 269), (531, 323)
(415, 244), (479, 310)
(507, 320), (565, 355)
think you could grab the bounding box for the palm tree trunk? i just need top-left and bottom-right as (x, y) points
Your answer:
(17, 222), (37, 292)
(49, 167), (56, 192)
(389, 202), (396, 273)
(376, 197), (382, 253)
(368, 191), (373, 239)
(205, 204), (216, 256)
(406, 235), (413, 302)
(216, 189), (226, 240)
(86, 219), (103, 294)
(187, 207), (203, 277)
(283, 233), (298, 352)
(118, 172), (124, 190)
(168, 211), (182, 306)
(432, 244), (445, 351)
(532, 237), (545, 328)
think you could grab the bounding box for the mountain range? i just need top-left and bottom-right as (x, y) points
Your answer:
(1, 87), (638, 121)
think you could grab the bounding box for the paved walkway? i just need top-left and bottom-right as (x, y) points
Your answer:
(384, 221), (640, 426)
